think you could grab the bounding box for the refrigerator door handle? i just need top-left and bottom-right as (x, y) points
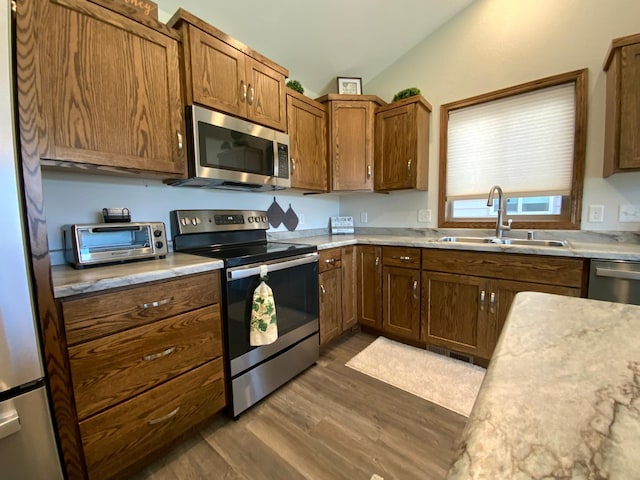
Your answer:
(0, 409), (21, 440)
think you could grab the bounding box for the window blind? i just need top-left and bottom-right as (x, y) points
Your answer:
(446, 83), (576, 199)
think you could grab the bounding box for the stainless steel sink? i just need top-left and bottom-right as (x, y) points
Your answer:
(439, 236), (567, 247)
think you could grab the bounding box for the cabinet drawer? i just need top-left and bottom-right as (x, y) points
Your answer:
(69, 304), (222, 420)
(80, 358), (225, 480)
(383, 246), (421, 269)
(422, 249), (586, 288)
(319, 248), (342, 272)
(62, 271), (220, 345)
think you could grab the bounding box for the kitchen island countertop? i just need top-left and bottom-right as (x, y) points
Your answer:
(446, 292), (640, 479)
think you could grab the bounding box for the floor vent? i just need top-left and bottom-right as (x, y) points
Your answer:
(426, 345), (474, 364)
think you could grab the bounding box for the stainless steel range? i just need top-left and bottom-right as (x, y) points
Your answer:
(170, 209), (319, 417)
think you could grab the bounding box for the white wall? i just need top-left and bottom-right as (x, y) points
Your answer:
(42, 171), (339, 257)
(342, 0), (640, 232)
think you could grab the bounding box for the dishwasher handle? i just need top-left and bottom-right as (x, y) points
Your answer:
(227, 252), (318, 280)
(595, 267), (640, 281)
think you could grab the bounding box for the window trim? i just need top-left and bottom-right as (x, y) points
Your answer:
(438, 69), (588, 230)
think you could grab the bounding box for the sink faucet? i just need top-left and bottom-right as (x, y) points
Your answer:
(486, 185), (512, 238)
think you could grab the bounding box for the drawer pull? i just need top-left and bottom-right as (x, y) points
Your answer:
(143, 346), (176, 362)
(393, 256), (412, 261)
(139, 297), (172, 309)
(375, 256), (380, 267)
(147, 406), (180, 425)
(324, 258), (336, 264)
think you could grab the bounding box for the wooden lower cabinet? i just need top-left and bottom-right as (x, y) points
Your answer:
(319, 266), (342, 345)
(381, 247), (422, 342)
(356, 245), (382, 329)
(59, 271), (225, 479)
(319, 247), (357, 346)
(422, 249), (586, 360)
(80, 359), (225, 480)
(383, 266), (421, 341)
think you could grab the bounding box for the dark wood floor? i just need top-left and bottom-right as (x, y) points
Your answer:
(133, 332), (467, 480)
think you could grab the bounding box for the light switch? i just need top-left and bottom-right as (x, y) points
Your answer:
(588, 205), (604, 223)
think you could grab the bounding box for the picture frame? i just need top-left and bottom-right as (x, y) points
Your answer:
(337, 76), (363, 95)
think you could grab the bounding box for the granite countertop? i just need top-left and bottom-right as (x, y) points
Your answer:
(446, 292), (640, 479)
(52, 253), (223, 298)
(51, 232), (640, 298)
(290, 233), (640, 260)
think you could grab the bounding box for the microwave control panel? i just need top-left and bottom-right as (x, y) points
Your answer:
(277, 143), (289, 179)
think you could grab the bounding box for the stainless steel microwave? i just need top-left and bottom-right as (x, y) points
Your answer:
(165, 106), (291, 191)
(63, 222), (168, 268)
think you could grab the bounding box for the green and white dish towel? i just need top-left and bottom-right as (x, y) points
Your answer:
(250, 266), (278, 346)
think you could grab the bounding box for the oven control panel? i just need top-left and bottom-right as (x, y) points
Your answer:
(171, 209), (270, 235)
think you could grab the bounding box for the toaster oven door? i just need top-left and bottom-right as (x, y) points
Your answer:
(73, 224), (156, 265)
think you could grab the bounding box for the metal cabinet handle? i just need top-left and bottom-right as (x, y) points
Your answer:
(143, 346), (176, 362)
(392, 256), (412, 261)
(367, 165), (372, 178)
(291, 158), (296, 174)
(595, 267), (640, 281)
(148, 407), (180, 425)
(320, 284), (326, 295)
(490, 292), (496, 313)
(375, 256), (380, 266)
(177, 131), (183, 153)
(407, 159), (412, 176)
(249, 85), (255, 105)
(139, 297), (172, 309)
(480, 290), (486, 311)
(241, 80), (247, 102)
(412, 280), (418, 299)
(324, 258), (336, 264)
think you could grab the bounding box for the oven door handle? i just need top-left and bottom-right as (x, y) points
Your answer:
(227, 253), (318, 280)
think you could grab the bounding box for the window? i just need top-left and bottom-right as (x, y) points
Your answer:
(439, 69), (587, 230)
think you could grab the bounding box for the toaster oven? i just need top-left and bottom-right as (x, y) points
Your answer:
(62, 222), (168, 268)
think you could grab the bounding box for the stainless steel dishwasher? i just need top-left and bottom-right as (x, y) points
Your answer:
(588, 260), (640, 305)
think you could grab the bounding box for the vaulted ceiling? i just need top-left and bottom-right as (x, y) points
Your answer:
(157, 0), (475, 96)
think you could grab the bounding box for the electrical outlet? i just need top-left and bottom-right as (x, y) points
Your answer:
(619, 204), (640, 222)
(298, 213), (305, 225)
(418, 209), (432, 223)
(588, 205), (604, 223)
(360, 212), (368, 224)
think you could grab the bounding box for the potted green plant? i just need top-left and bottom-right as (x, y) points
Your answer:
(393, 87), (421, 102)
(286, 79), (304, 94)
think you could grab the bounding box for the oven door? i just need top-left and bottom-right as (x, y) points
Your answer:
(224, 253), (319, 378)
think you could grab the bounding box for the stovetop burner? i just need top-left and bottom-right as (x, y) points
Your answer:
(170, 209), (317, 267)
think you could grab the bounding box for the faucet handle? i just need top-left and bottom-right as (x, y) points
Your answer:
(505, 218), (513, 231)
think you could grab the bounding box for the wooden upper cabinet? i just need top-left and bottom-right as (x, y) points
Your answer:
(169, 9), (288, 131)
(603, 32), (640, 176)
(17, 0), (185, 176)
(375, 95), (431, 191)
(318, 94), (386, 192)
(286, 90), (328, 192)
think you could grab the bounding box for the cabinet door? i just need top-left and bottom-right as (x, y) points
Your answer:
(357, 246), (382, 329)
(620, 42), (640, 169)
(422, 271), (489, 358)
(246, 59), (286, 131)
(188, 27), (247, 118)
(375, 104), (414, 190)
(341, 246), (357, 330)
(287, 93), (328, 191)
(29, 0), (184, 175)
(319, 269), (341, 346)
(329, 101), (375, 191)
(492, 280), (582, 356)
(382, 266), (421, 341)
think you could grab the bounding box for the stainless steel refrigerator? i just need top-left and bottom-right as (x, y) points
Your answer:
(0, 0), (63, 477)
